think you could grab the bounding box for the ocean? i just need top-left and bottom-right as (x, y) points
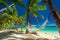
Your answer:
(27, 26), (59, 33)
(39, 26), (58, 32)
(20, 26), (59, 33)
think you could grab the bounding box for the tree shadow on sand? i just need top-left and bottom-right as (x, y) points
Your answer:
(0, 31), (24, 40)
(0, 31), (14, 40)
(0, 31), (49, 40)
(8, 36), (49, 40)
(8, 37), (49, 40)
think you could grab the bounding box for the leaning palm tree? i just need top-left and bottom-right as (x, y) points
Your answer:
(43, 0), (60, 35)
(23, 0), (46, 33)
(7, 0), (47, 33)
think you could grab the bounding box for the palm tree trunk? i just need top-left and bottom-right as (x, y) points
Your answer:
(26, 8), (30, 34)
(26, 0), (32, 34)
(47, 0), (60, 35)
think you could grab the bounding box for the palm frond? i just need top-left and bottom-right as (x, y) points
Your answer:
(0, 4), (14, 12)
(0, 1), (13, 12)
(8, 0), (26, 7)
(31, 5), (46, 10)
(30, 10), (39, 24)
(30, 10), (44, 19)
(29, 0), (41, 7)
(30, 10), (37, 17)
(9, 4), (18, 15)
(23, 11), (27, 20)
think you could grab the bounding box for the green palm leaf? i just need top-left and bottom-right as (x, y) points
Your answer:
(31, 5), (46, 10)
(8, 0), (26, 7)
(29, 0), (41, 7)
(30, 10), (44, 19)
(9, 4), (18, 15)
(38, 14), (44, 19)
(30, 10), (37, 17)
(1, 1), (12, 11)
(23, 11), (27, 20)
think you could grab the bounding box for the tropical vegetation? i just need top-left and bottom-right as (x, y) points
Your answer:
(0, 0), (60, 35)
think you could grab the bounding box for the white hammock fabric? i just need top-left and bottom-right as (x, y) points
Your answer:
(27, 17), (49, 31)
(37, 17), (49, 31)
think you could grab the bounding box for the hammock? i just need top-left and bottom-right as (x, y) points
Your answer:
(37, 14), (51, 31)
(27, 15), (50, 31)
(37, 17), (49, 31)
(27, 14), (50, 31)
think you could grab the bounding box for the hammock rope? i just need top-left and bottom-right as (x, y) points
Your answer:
(37, 13), (51, 31)
(27, 13), (51, 31)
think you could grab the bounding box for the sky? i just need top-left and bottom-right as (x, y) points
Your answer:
(0, 0), (60, 26)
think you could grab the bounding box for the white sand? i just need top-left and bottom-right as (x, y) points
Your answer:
(0, 30), (60, 40)
(37, 31), (60, 39)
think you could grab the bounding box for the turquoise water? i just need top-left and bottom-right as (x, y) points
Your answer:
(21, 26), (59, 32)
(37, 26), (58, 32)
(29, 26), (59, 32)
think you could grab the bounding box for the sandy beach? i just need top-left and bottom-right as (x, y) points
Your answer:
(0, 29), (60, 40)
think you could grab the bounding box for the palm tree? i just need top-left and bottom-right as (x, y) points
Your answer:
(0, 4), (24, 30)
(9, 4), (24, 31)
(7, 0), (46, 33)
(0, 3), (14, 29)
(0, 10), (9, 29)
(0, 12), (4, 29)
(23, 0), (46, 33)
(43, 0), (60, 35)
(0, 4), (15, 29)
